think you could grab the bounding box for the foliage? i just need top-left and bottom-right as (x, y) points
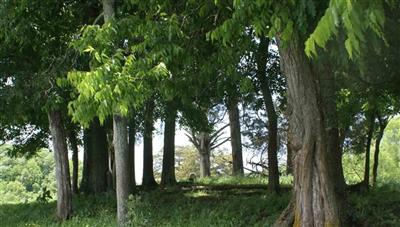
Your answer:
(342, 117), (400, 185)
(0, 146), (56, 204)
(348, 185), (400, 226)
(0, 0), (92, 156)
(154, 145), (233, 181)
(68, 3), (182, 126)
(305, 0), (388, 59)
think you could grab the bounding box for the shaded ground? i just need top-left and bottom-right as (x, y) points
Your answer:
(0, 183), (399, 226)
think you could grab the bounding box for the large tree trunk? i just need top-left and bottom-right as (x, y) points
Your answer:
(142, 99), (158, 187)
(81, 119), (109, 194)
(48, 110), (72, 220)
(198, 132), (211, 178)
(277, 37), (345, 226)
(228, 96), (244, 176)
(68, 130), (79, 194)
(363, 114), (375, 189)
(256, 37), (280, 193)
(161, 101), (177, 186)
(113, 114), (130, 226)
(372, 115), (387, 187)
(128, 119), (136, 193)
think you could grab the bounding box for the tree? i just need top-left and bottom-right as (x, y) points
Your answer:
(187, 113), (230, 178)
(363, 112), (375, 189)
(142, 99), (158, 188)
(161, 100), (177, 186)
(67, 129), (80, 194)
(0, 0), (102, 220)
(256, 37), (280, 193)
(101, 0), (132, 225)
(80, 119), (109, 194)
(48, 110), (72, 220)
(211, 0), (392, 225)
(227, 94), (244, 176)
(372, 113), (389, 187)
(128, 118), (136, 193)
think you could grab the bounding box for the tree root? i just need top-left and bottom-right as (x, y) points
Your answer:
(273, 198), (295, 227)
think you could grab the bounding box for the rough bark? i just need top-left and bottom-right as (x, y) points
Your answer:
(363, 114), (375, 188)
(113, 114), (130, 226)
(161, 101), (177, 186)
(83, 119), (109, 194)
(273, 199), (295, 227)
(372, 115), (387, 187)
(142, 99), (158, 187)
(256, 37), (280, 193)
(68, 130), (79, 194)
(278, 36), (345, 226)
(48, 110), (72, 220)
(102, 0), (114, 23)
(198, 132), (211, 178)
(228, 96), (244, 176)
(128, 119), (136, 193)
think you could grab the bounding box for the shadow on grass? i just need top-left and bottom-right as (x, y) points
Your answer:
(128, 189), (291, 227)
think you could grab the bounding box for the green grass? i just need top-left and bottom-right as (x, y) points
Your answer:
(193, 175), (293, 186)
(348, 184), (400, 226)
(195, 175), (268, 185)
(128, 189), (290, 227)
(0, 193), (116, 227)
(1, 183), (399, 227)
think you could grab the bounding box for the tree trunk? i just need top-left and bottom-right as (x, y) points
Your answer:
(128, 119), (136, 193)
(277, 36), (345, 226)
(90, 119), (109, 193)
(228, 96), (244, 176)
(113, 114), (130, 226)
(364, 114), (375, 188)
(198, 132), (211, 178)
(102, 0), (114, 23)
(48, 110), (72, 220)
(257, 37), (280, 193)
(80, 129), (90, 193)
(286, 137), (293, 175)
(68, 130), (79, 194)
(107, 128), (116, 191)
(372, 115), (387, 187)
(142, 99), (158, 187)
(161, 101), (177, 186)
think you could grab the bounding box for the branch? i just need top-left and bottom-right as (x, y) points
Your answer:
(211, 137), (230, 150)
(248, 161), (269, 170)
(93, 12), (104, 25)
(243, 166), (268, 177)
(210, 123), (229, 139)
(210, 130), (227, 146)
(185, 132), (199, 150)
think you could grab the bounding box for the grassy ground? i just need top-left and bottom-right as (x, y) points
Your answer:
(0, 193), (116, 227)
(1, 182), (399, 226)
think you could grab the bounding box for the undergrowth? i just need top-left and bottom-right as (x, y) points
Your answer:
(1, 183), (399, 226)
(128, 189), (290, 227)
